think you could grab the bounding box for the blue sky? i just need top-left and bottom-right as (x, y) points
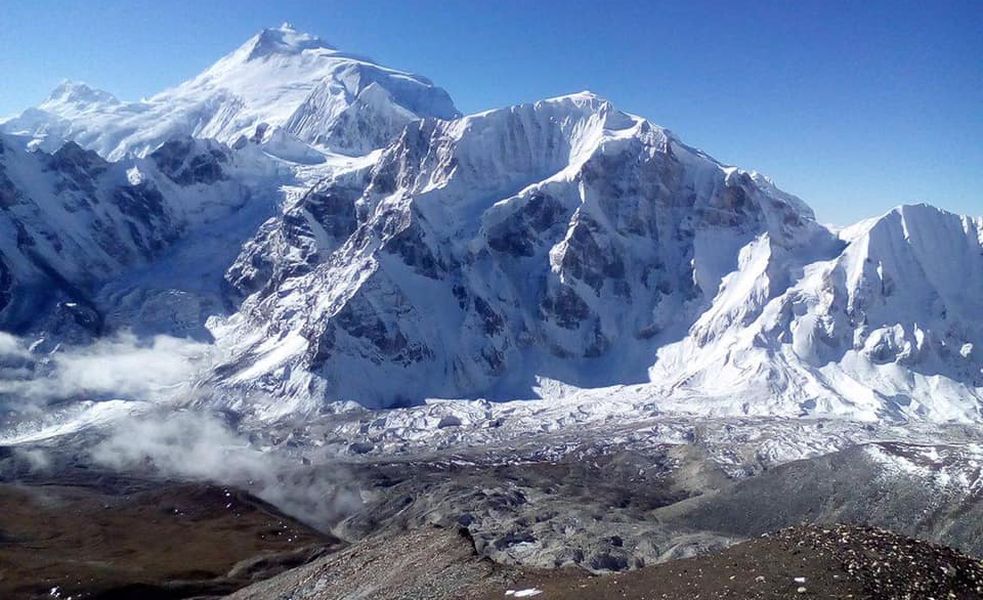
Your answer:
(1, 0), (979, 224)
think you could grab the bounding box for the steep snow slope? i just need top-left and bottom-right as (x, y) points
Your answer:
(208, 93), (843, 415)
(1, 24), (459, 159)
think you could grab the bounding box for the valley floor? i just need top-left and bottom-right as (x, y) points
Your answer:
(1, 416), (981, 600)
(1, 473), (980, 600)
(0, 475), (340, 599)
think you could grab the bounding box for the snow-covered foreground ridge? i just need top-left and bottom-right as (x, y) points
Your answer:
(0, 25), (980, 425)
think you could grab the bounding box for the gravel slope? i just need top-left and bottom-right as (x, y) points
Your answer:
(229, 524), (983, 600)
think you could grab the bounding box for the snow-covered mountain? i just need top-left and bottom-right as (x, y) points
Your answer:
(206, 91), (981, 421)
(1, 23), (459, 159)
(0, 26), (979, 425)
(651, 204), (983, 421)
(209, 93), (827, 411)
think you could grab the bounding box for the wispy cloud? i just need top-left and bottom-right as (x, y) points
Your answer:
(90, 410), (361, 527)
(0, 331), (358, 529)
(0, 331), (214, 410)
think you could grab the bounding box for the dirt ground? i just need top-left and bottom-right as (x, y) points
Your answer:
(494, 524), (983, 600)
(0, 478), (341, 599)
(230, 522), (983, 600)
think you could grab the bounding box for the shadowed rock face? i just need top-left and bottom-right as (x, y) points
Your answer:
(151, 138), (230, 186)
(47, 142), (109, 194)
(0, 135), (254, 336)
(0, 258), (11, 315)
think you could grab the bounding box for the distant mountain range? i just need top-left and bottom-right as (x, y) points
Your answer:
(1, 24), (980, 422)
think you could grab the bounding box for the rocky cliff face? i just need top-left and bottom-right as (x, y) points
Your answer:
(0, 133), (255, 341)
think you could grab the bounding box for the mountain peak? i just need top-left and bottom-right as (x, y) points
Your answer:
(42, 80), (119, 108)
(537, 91), (613, 110)
(557, 90), (606, 102)
(3, 24), (458, 158)
(244, 23), (336, 61)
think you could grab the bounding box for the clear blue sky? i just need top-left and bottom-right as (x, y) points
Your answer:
(1, 0), (979, 224)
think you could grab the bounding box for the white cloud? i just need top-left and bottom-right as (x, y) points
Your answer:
(0, 331), (358, 528)
(0, 332), (29, 357)
(0, 331), (213, 406)
(89, 410), (361, 526)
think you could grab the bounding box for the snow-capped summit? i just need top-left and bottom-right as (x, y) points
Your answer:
(649, 202), (983, 422)
(1, 25), (459, 159)
(241, 22), (337, 60)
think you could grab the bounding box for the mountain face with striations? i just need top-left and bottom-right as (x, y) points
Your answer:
(0, 26), (979, 423)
